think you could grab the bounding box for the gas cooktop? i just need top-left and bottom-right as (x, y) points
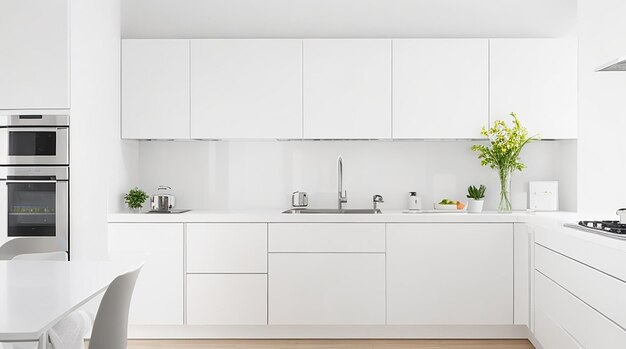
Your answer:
(564, 220), (626, 240)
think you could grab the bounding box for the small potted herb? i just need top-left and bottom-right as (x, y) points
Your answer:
(124, 187), (149, 213)
(466, 185), (486, 213)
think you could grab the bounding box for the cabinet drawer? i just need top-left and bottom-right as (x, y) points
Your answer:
(535, 226), (626, 282)
(187, 274), (267, 325)
(535, 308), (583, 349)
(535, 271), (626, 348)
(187, 223), (267, 273)
(536, 244), (626, 329)
(268, 253), (385, 325)
(268, 223), (385, 252)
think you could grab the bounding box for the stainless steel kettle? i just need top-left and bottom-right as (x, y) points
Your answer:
(150, 186), (176, 212)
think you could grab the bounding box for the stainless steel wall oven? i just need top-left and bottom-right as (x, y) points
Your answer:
(0, 114), (69, 255)
(0, 114), (69, 165)
(0, 167), (68, 251)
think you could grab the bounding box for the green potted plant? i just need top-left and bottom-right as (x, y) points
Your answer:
(471, 112), (538, 212)
(466, 185), (486, 213)
(124, 187), (149, 213)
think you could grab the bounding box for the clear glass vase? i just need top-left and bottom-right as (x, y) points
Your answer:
(498, 168), (513, 213)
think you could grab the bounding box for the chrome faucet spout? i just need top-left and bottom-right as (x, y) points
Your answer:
(337, 155), (348, 209)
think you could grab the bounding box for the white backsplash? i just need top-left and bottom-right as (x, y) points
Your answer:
(131, 140), (577, 212)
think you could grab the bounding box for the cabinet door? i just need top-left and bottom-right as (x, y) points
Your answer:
(393, 39), (488, 139)
(0, 0), (69, 109)
(303, 39), (391, 139)
(186, 223), (267, 273)
(268, 253), (385, 325)
(490, 39), (577, 139)
(387, 223), (513, 325)
(191, 39), (302, 139)
(108, 223), (184, 325)
(122, 39), (190, 139)
(187, 274), (267, 325)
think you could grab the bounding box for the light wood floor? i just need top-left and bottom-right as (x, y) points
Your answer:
(127, 339), (535, 349)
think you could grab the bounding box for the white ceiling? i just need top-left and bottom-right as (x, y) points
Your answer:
(121, 0), (577, 39)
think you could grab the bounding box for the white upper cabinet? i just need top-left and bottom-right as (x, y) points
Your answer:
(122, 39), (190, 139)
(393, 39), (489, 139)
(490, 39), (578, 139)
(303, 40), (392, 139)
(191, 39), (302, 139)
(0, 0), (69, 110)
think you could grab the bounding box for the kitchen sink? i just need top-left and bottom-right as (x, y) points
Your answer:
(282, 208), (382, 214)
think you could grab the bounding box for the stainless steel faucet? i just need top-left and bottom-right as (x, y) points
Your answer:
(337, 155), (348, 209)
(372, 195), (384, 211)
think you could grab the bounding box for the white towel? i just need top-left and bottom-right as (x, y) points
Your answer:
(48, 311), (93, 349)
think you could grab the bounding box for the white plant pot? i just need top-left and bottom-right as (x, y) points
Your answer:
(467, 199), (485, 213)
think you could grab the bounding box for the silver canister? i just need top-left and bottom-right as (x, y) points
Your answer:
(150, 186), (176, 212)
(292, 191), (308, 207)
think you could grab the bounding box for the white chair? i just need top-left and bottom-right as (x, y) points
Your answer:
(1, 242), (143, 349)
(87, 265), (142, 349)
(11, 251), (68, 261)
(0, 238), (65, 260)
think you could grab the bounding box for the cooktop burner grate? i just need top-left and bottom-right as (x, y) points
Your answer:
(579, 220), (626, 235)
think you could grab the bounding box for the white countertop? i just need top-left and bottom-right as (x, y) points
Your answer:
(108, 209), (626, 250)
(109, 209), (573, 223)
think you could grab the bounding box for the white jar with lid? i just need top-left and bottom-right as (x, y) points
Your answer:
(408, 192), (422, 210)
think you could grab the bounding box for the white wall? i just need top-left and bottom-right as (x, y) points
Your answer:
(577, 0), (626, 213)
(116, 0), (580, 214)
(131, 140), (576, 212)
(70, 0), (138, 259)
(121, 0), (576, 39)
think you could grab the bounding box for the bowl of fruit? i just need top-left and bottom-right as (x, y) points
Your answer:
(435, 199), (466, 211)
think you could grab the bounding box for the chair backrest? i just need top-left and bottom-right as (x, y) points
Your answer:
(0, 238), (66, 260)
(88, 265), (143, 349)
(11, 251), (68, 261)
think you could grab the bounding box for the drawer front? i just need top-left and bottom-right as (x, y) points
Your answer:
(534, 308), (583, 349)
(187, 223), (267, 273)
(536, 244), (626, 329)
(187, 274), (267, 325)
(535, 271), (626, 348)
(535, 225), (626, 282)
(268, 223), (385, 252)
(268, 253), (386, 325)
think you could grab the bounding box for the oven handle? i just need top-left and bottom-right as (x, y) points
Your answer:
(2, 180), (60, 184)
(5, 127), (68, 132)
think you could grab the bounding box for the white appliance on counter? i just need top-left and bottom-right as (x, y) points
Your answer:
(529, 181), (558, 211)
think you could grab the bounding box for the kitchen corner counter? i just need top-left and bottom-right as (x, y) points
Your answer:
(108, 209), (573, 224)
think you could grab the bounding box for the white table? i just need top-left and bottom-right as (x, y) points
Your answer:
(0, 260), (139, 348)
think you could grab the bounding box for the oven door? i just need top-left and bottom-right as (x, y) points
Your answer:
(0, 127), (69, 165)
(0, 175), (68, 251)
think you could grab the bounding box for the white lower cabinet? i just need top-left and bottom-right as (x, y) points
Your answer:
(534, 308), (582, 349)
(108, 223), (184, 325)
(268, 253), (386, 325)
(185, 223), (268, 325)
(187, 223), (267, 273)
(187, 274), (267, 325)
(535, 271), (626, 348)
(386, 223), (514, 325)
